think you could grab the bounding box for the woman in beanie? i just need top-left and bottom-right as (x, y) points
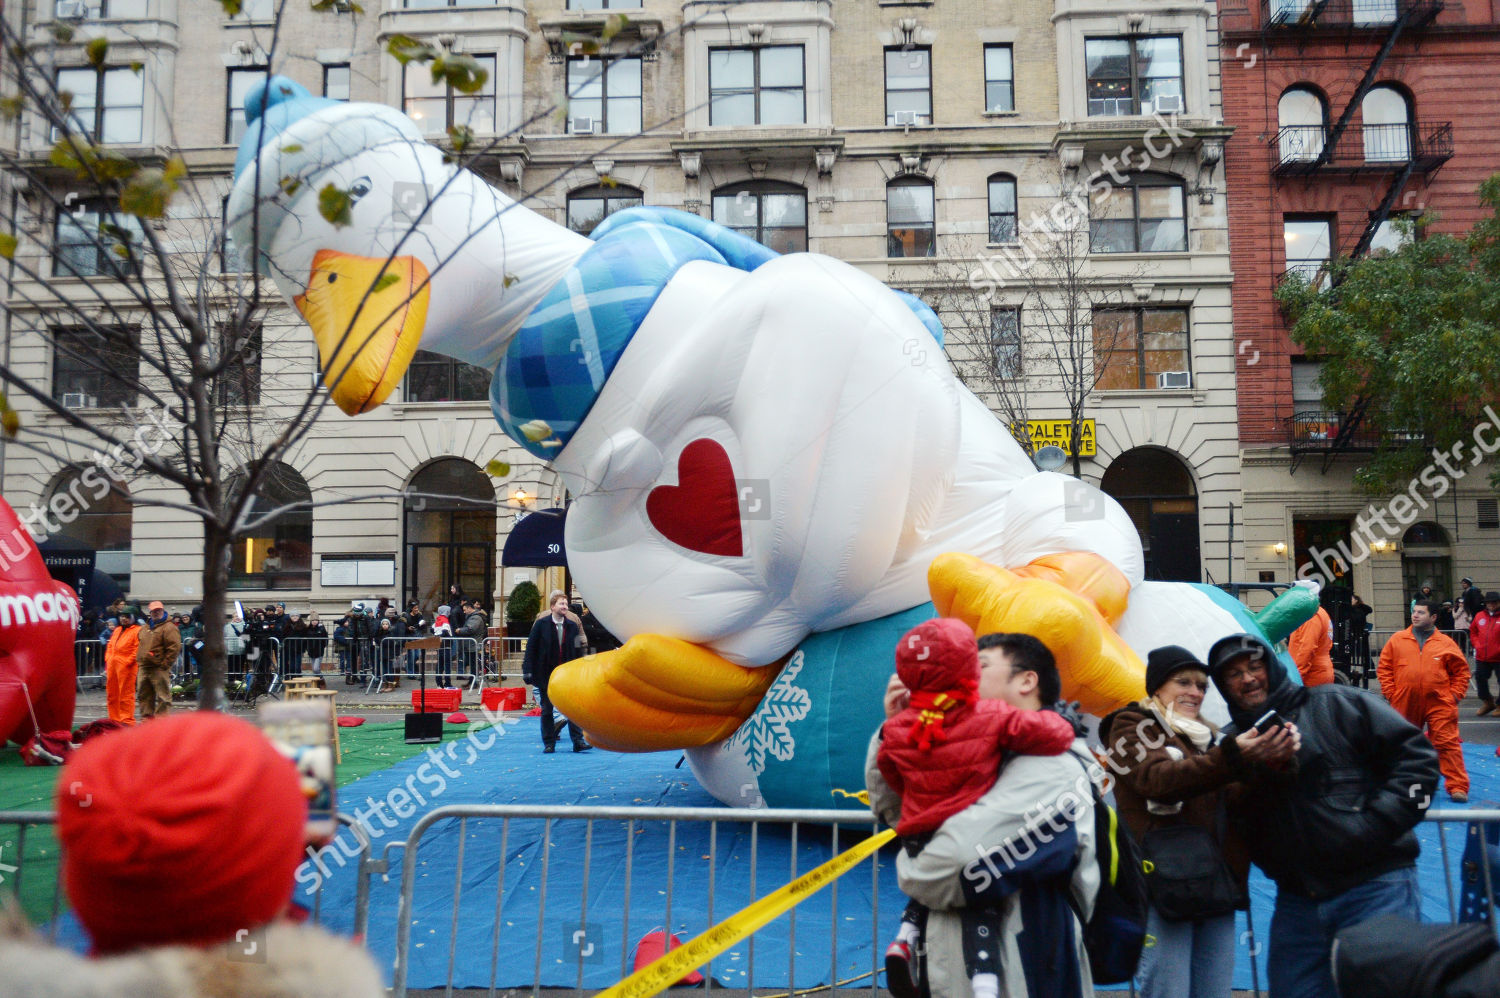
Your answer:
(0, 712), (382, 997)
(1100, 645), (1282, 998)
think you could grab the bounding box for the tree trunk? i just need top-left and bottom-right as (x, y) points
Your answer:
(197, 521), (232, 712)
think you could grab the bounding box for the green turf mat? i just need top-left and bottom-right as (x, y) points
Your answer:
(0, 717), (498, 926)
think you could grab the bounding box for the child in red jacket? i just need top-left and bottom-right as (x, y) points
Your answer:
(876, 617), (1075, 998)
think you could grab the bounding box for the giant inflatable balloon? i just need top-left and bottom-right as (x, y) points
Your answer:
(0, 495), (80, 747)
(230, 80), (1313, 807)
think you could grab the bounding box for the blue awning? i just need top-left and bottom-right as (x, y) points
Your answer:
(501, 506), (568, 568)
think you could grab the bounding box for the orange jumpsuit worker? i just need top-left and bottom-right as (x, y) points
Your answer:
(1378, 599), (1470, 802)
(1290, 605), (1336, 686)
(103, 611), (142, 725)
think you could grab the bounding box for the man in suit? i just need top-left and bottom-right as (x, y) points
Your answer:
(522, 590), (591, 753)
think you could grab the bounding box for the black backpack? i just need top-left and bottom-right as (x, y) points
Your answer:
(1067, 752), (1150, 985)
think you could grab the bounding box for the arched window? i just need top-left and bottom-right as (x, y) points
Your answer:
(1277, 87), (1326, 164)
(46, 467), (132, 588)
(566, 183), (644, 236)
(887, 177), (935, 258)
(712, 181), (808, 253)
(1362, 85), (1411, 163)
(1090, 173), (1186, 253)
(404, 459), (496, 612)
(987, 174), (1017, 244)
(228, 463), (312, 589)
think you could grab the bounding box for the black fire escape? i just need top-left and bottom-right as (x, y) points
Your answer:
(1264, 0), (1452, 473)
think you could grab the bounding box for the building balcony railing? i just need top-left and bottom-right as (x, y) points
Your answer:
(1263, 0), (1443, 31)
(1271, 121), (1453, 177)
(1288, 410), (1427, 452)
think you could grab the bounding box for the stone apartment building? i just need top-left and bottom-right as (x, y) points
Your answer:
(0, 0), (1242, 617)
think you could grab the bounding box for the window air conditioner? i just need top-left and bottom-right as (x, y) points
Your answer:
(54, 0), (87, 18)
(1155, 371), (1191, 390)
(569, 115), (596, 135)
(893, 110), (925, 126)
(61, 392), (97, 408)
(1152, 94), (1183, 115)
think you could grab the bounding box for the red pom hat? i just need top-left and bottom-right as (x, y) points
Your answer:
(56, 711), (307, 955)
(895, 618), (981, 750)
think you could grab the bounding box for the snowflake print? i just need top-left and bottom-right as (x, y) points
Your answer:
(727, 651), (811, 775)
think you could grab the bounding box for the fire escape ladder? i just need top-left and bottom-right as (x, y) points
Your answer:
(1350, 159), (1418, 259)
(1316, 5), (1417, 166)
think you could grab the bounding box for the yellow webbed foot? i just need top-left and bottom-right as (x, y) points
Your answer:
(928, 552), (1145, 715)
(548, 634), (784, 752)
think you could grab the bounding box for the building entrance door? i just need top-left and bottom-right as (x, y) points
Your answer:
(403, 459), (498, 615)
(1100, 447), (1201, 583)
(406, 542), (494, 617)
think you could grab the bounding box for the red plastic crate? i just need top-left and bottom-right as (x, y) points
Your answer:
(482, 687), (527, 712)
(411, 687), (462, 712)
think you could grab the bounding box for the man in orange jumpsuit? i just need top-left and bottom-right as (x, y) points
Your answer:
(1290, 604), (1336, 686)
(104, 608), (142, 725)
(1378, 599), (1470, 802)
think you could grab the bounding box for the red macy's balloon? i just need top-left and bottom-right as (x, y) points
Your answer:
(0, 495), (78, 747)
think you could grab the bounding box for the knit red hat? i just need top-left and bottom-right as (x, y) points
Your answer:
(895, 617), (981, 694)
(56, 711), (307, 955)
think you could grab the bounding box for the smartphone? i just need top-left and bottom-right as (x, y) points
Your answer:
(1253, 709), (1287, 733)
(258, 701), (337, 842)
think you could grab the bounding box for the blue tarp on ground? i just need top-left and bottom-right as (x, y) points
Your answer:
(293, 721), (1500, 992)
(42, 722), (1500, 991)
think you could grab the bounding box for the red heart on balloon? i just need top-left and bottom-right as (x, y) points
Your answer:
(646, 439), (744, 558)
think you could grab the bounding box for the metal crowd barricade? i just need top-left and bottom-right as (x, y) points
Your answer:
(0, 810), (374, 941)
(382, 804), (890, 998)
(72, 639), (106, 691)
(365, 635), (486, 692)
(482, 636), (526, 688)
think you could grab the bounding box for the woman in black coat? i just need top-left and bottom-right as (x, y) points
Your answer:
(305, 612), (329, 674)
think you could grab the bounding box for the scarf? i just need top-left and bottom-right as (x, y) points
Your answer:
(1147, 697), (1216, 752)
(907, 688), (973, 751)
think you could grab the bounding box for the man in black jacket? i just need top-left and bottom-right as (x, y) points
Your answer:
(522, 591), (590, 753)
(1207, 633), (1440, 998)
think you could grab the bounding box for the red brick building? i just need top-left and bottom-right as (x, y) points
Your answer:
(1221, 0), (1500, 630)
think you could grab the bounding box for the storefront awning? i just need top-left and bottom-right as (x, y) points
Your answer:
(501, 507), (568, 568)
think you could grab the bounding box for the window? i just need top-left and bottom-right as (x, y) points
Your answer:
(53, 0), (149, 18)
(885, 47), (932, 125)
(54, 198), (144, 278)
(1362, 85), (1411, 163)
(1093, 309), (1190, 390)
(1291, 358), (1325, 411)
(56, 67), (143, 143)
(228, 463), (313, 590)
(226, 67), (268, 143)
(405, 55), (496, 135)
(51, 325), (139, 407)
(887, 177), (935, 258)
(987, 174), (1017, 244)
(1478, 499), (1499, 530)
(991, 308), (1022, 379)
(323, 63), (350, 101)
(404, 350), (492, 403)
(712, 182), (807, 253)
(566, 57), (641, 135)
(1370, 214), (1416, 255)
(1091, 175), (1186, 253)
(1284, 216), (1332, 282)
(47, 468), (132, 588)
(567, 184), (643, 236)
(217, 325), (262, 407)
(984, 45), (1014, 113)
(1277, 87), (1326, 164)
(1085, 37), (1183, 117)
(231, 0), (272, 17)
(708, 46), (805, 126)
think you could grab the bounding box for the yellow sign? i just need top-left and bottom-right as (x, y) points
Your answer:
(1026, 419), (1096, 457)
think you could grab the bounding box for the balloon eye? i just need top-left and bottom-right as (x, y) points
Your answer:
(327, 273), (337, 284)
(348, 176), (372, 201)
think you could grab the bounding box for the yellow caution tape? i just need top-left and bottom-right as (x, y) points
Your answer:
(596, 827), (898, 998)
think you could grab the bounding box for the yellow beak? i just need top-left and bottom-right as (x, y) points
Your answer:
(293, 249), (431, 415)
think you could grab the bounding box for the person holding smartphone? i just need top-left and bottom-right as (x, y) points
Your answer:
(1208, 633), (1439, 998)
